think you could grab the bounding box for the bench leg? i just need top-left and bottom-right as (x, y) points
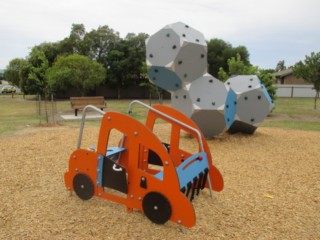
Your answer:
(75, 109), (78, 116)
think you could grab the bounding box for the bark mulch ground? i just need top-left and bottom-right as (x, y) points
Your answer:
(0, 126), (319, 239)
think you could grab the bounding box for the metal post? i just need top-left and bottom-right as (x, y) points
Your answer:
(128, 100), (205, 152)
(51, 94), (55, 124)
(77, 105), (105, 149)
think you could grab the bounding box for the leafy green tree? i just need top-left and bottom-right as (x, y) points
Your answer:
(122, 33), (149, 83)
(218, 53), (257, 81)
(207, 38), (250, 78)
(83, 25), (120, 65)
(56, 24), (87, 56)
(218, 53), (277, 102)
(106, 33), (148, 98)
(293, 52), (320, 109)
(25, 48), (50, 96)
(275, 60), (286, 72)
(46, 54), (106, 96)
(106, 44), (128, 98)
(4, 58), (28, 87)
(69, 24), (86, 54)
(257, 69), (277, 103)
(33, 42), (60, 66)
(19, 63), (32, 95)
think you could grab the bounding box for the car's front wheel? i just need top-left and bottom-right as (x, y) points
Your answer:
(72, 173), (94, 200)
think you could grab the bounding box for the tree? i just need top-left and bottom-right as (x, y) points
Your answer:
(56, 24), (87, 56)
(122, 33), (149, 84)
(207, 38), (250, 78)
(257, 69), (277, 103)
(218, 53), (257, 81)
(106, 33), (148, 98)
(66, 23), (86, 54)
(293, 52), (320, 109)
(218, 53), (277, 102)
(25, 48), (50, 96)
(46, 54), (106, 96)
(4, 58), (28, 87)
(83, 25), (120, 65)
(33, 42), (60, 66)
(275, 60), (286, 72)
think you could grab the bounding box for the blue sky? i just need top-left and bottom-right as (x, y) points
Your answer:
(0, 0), (319, 70)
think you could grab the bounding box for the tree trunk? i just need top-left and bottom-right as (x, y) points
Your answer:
(117, 76), (123, 99)
(314, 91), (319, 110)
(117, 87), (121, 99)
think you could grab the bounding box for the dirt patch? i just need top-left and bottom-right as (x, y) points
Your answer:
(0, 126), (319, 239)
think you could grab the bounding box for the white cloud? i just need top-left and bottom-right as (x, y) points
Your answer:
(1, 0), (320, 69)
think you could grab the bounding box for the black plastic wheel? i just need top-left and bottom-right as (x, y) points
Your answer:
(142, 192), (171, 224)
(73, 173), (94, 200)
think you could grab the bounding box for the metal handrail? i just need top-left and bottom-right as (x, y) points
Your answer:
(127, 100), (204, 152)
(77, 102), (213, 198)
(77, 105), (105, 149)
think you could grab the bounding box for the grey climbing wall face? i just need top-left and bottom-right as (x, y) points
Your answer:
(146, 22), (207, 91)
(146, 22), (274, 137)
(171, 88), (193, 117)
(224, 75), (274, 134)
(188, 74), (228, 136)
(188, 74), (228, 111)
(225, 75), (261, 93)
(171, 74), (228, 137)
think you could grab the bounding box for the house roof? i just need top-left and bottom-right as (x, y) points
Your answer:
(272, 68), (293, 78)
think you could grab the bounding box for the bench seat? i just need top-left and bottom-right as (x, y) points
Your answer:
(70, 96), (105, 116)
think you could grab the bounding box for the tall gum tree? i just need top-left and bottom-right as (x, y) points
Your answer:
(293, 52), (320, 109)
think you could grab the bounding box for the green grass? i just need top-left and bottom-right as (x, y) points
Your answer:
(261, 120), (320, 131)
(0, 95), (319, 136)
(271, 98), (319, 116)
(56, 99), (170, 127)
(0, 95), (44, 135)
(261, 98), (320, 131)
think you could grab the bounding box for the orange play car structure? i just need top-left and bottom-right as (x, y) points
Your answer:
(64, 100), (223, 228)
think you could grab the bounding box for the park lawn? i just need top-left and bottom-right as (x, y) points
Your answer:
(0, 95), (319, 136)
(271, 97), (320, 116)
(261, 98), (320, 131)
(261, 120), (320, 131)
(0, 95), (43, 135)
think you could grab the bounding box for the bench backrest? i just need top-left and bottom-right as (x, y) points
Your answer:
(70, 96), (105, 107)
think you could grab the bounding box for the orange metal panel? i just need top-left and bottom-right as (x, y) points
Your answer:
(146, 105), (224, 192)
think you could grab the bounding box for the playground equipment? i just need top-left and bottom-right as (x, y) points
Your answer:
(146, 22), (207, 91)
(146, 22), (228, 137)
(146, 22), (274, 137)
(172, 73), (228, 138)
(64, 101), (224, 228)
(224, 75), (274, 134)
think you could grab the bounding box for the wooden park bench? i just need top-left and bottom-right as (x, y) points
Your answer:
(70, 96), (106, 116)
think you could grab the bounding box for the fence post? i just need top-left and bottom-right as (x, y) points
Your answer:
(291, 86), (294, 98)
(51, 94), (56, 124)
(44, 97), (48, 123)
(38, 95), (41, 115)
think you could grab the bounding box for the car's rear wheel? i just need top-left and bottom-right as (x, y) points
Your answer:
(142, 192), (171, 224)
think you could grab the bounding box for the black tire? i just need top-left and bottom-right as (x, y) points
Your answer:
(73, 173), (94, 200)
(142, 192), (171, 224)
